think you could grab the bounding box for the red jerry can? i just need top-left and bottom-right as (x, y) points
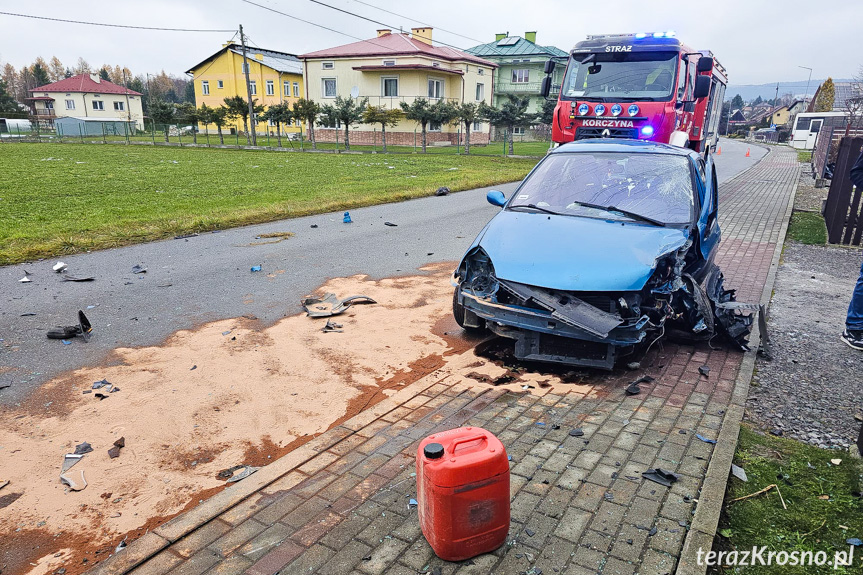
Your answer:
(416, 427), (510, 561)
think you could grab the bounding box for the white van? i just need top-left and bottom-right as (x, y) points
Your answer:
(791, 112), (846, 150)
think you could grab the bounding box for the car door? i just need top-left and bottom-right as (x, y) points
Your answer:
(697, 154), (721, 260)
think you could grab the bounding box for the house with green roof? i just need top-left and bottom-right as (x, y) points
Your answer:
(466, 32), (568, 139)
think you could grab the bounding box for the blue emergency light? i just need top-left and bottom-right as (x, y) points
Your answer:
(641, 126), (655, 136)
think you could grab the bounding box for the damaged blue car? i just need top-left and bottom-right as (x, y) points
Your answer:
(453, 140), (753, 370)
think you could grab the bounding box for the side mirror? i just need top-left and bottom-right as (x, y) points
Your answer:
(696, 57), (714, 73)
(694, 75), (711, 99)
(540, 77), (552, 99)
(487, 190), (506, 207)
(544, 60), (556, 75)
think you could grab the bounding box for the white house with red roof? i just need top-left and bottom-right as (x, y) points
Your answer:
(27, 74), (144, 129)
(300, 28), (497, 146)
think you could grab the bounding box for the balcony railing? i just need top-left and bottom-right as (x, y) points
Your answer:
(494, 81), (543, 95)
(33, 108), (57, 116)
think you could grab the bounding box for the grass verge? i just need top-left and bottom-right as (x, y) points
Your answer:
(713, 425), (863, 574)
(798, 150), (813, 163)
(0, 143), (538, 265)
(788, 211), (828, 245)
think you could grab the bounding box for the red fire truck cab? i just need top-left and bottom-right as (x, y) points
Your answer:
(544, 32), (727, 154)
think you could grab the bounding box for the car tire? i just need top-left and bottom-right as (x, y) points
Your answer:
(453, 287), (486, 333)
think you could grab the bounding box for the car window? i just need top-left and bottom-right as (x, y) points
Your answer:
(510, 152), (694, 225)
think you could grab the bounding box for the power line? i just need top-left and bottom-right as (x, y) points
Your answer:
(0, 11), (237, 32)
(240, 0), (402, 53)
(348, 0), (486, 45)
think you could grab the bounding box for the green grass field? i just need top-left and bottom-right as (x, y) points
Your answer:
(716, 426), (863, 574)
(788, 211), (828, 244)
(0, 143), (539, 265)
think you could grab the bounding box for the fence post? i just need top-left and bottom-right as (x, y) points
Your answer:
(205, 125), (210, 147)
(35, 121), (41, 143)
(457, 128), (461, 155)
(152, 121), (156, 144)
(300, 129), (304, 151)
(178, 127), (183, 147)
(824, 137), (863, 244)
(79, 124), (84, 144)
(414, 128), (417, 153)
(101, 122), (106, 144)
(503, 130), (508, 156)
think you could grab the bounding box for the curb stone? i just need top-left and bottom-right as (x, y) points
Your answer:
(677, 144), (798, 575)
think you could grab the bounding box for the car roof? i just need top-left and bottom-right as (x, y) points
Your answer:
(549, 139), (700, 159)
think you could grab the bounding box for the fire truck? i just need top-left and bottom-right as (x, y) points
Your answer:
(541, 32), (727, 154)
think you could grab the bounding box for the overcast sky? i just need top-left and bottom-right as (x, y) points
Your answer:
(0, 0), (859, 86)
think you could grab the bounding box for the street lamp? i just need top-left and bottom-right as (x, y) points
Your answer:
(799, 65), (813, 106)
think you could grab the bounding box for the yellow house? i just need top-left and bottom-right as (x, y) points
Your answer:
(186, 44), (304, 137)
(770, 106), (791, 126)
(300, 28), (497, 146)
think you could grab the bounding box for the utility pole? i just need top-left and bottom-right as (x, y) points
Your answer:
(240, 24), (256, 146)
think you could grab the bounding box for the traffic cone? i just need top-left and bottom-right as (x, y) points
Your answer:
(745, 148), (750, 157)
(716, 146), (721, 155)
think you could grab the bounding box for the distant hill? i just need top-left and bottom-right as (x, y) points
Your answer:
(726, 79), (854, 103)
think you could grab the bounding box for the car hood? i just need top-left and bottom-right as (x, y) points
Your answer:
(471, 210), (690, 292)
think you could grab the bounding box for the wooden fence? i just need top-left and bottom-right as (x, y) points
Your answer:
(813, 126), (863, 181)
(824, 136), (863, 245)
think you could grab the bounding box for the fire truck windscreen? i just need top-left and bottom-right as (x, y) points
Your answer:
(561, 51), (679, 102)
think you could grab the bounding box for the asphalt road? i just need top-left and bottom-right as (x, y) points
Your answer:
(0, 138), (766, 404)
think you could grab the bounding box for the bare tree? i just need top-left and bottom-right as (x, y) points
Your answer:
(844, 66), (863, 135)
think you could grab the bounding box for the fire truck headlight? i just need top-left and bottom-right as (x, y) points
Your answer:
(641, 126), (655, 137)
(628, 104), (640, 116)
(611, 104), (622, 116)
(594, 104), (606, 116)
(578, 103), (590, 116)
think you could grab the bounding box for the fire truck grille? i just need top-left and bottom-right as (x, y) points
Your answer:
(575, 127), (639, 140)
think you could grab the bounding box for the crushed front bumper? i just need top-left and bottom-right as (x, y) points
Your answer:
(458, 285), (649, 370)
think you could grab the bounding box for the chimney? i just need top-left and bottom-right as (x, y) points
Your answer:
(411, 27), (433, 45)
(90, 73), (101, 83)
(495, 33), (506, 41)
(376, 29), (391, 37)
(524, 31), (536, 43)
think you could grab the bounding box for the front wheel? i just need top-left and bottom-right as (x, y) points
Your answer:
(452, 287), (486, 333)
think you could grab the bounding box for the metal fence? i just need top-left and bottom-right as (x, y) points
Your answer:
(823, 136), (863, 245)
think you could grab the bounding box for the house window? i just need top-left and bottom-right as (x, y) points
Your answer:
(266, 80), (274, 95)
(45, 101), (54, 109)
(429, 122), (442, 132)
(284, 81), (290, 96)
(472, 120), (482, 132)
(382, 77), (398, 97)
(323, 78), (336, 98)
(512, 69), (530, 83)
(293, 82), (299, 97)
(383, 60), (396, 66)
(428, 78), (443, 99)
(218, 80), (224, 89)
(322, 62), (334, 70)
(249, 80), (257, 95)
(432, 62), (440, 68)
(65, 99), (75, 110)
(114, 101), (124, 111)
(478, 68), (484, 76)
(202, 80), (209, 95)
(513, 126), (525, 135)
(475, 83), (484, 101)
(92, 100), (104, 110)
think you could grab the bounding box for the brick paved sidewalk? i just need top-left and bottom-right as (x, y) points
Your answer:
(92, 146), (799, 575)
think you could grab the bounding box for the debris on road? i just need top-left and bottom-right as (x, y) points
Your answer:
(301, 293), (376, 318)
(74, 442), (93, 455)
(343, 211), (352, 223)
(174, 233), (199, 240)
(47, 311), (93, 342)
(61, 454), (83, 473)
(642, 468), (679, 487)
(322, 320), (343, 333)
(698, 365), (711, 377)
(107, 437), (125, 459)
(696, 434), (717, 444)
(731, 464), (748, 482)
(847, 538), (862, 547)
(831, 459), (842, 466)
(310, 224), (318, 228)
(384, 221), (397, 227)
(250, 265), (262, 272)
(19, 276), (32, 283)
(435, 187), (450, 196)
(625, 381), (642, 396)
(225, 465), (259, 483)
(60, 469), (87, 491)
(0, 480), (8, 491)
(569, 429), (584, 437)
(53, 262), (68, 273)
(131, 265), (147, 274)
(730, 483), (787, 509)
(62, 275), (95, 282)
